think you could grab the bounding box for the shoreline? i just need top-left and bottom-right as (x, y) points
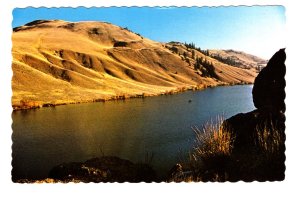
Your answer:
(12, 82), (252, 111)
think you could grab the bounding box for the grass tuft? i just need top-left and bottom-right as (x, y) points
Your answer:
(169, 116), (285, 182)
(192, 116), (233, 159)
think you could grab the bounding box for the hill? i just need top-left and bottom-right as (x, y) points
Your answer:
(208, 49), (267, 70)
(12, 20), (265, 109)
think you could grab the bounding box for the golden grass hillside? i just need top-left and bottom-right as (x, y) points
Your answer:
(209, 49), (268, 70)
(12, 20), (264, 109)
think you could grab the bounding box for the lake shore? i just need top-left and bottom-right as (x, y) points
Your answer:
(12, 81), (252, 111)
(12, 84), (255, 181)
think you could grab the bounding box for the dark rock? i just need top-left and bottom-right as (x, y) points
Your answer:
(224, 109), (285, 154)
(168, 163), (183, 178)
(222, 49), (286, 181)
(48, 156), (156, 183)
(252, 49), (286, 112)
(223, 109), (285, 181)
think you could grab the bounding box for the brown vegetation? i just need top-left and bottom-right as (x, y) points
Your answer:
(169, 49), (285, 182)
(168, 117), (285, 182)
(12, 20), (263, 110)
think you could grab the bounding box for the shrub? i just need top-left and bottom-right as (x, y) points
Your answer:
(188, 116), (234, 181)
(192, 117), (233, 159)
(169, 116), (234, 182)
(255, 123), (284, 155)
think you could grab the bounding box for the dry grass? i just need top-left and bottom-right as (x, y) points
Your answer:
(255, 122), (284, 155)
(169, 116), (285, 182)
(192, 116), (233, 160)
(12, 20), (259, 109)
(188, 116), (234, 182)
(168, 116), (234, 182)
(250, 123), (286, 181)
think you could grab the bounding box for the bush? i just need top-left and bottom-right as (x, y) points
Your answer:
(188, 117), (234, 181)
(192, 117), (233, 159)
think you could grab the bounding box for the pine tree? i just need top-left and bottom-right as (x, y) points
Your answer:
(192, 50), (195, 59)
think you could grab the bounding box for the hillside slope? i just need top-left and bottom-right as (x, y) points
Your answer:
(12, 20), (263, 109)
(209, 49), (267, 70)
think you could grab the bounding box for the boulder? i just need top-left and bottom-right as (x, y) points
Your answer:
(252, 49), (286, 112)
(222, 49), (286, 181)
(48, 156), (156, 183)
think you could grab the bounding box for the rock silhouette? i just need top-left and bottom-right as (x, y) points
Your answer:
(48, 156), (156, 183)
(223, 49), (286, 181)
(252, 48), (286, 112)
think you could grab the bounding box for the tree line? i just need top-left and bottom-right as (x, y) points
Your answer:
(209, 54), (240, 67)
(194, 57), (218, 79)
(184, 42), (242, 68)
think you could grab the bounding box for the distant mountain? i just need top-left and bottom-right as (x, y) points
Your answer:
(208, 49), (267, 70)
(12, 20), (265, 109)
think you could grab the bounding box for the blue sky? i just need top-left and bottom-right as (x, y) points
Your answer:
(12, 6), (285, 59)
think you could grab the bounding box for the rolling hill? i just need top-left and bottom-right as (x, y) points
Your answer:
(12, 20), (265, 109)
(208, 49), (267, 70)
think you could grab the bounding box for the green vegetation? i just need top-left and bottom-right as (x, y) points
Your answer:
(174, 42), (218, 78)
(194, 57), (218, 79)
(200, 49), (210, 56)
(123, 26), (143, 38)
(210, 54), (241, 67)
(184, 42), (196, 49)
(191, 50), (195, 59)
(183, 42), (202, 53)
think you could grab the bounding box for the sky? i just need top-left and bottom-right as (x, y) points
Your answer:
(1, 2), (299, 198)
(12, 6), (285, 59)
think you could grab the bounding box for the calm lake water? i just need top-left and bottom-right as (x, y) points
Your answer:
(12, 85), (255, 180)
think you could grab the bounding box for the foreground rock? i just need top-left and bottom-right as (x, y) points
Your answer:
(252, 48), (286, 111)
(47, 156), (156, 183)
(16, 156), (157, 183)
(224, 49), (286, 181)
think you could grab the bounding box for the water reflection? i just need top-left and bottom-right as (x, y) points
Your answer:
(12, 85), (254, 180)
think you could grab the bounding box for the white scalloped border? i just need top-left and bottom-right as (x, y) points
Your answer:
(0, 0), (299, 200)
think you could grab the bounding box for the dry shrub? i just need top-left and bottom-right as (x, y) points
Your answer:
(169, 116), (234, 182)
(192, 116), (233, 159)
(255, 122), (284, 156)
(169, 116), (285, 182)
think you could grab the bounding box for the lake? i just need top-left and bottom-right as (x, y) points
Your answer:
(12, 85), (255, 180)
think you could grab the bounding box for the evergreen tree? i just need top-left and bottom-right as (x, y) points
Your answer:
(194, 57), (201, 70)
(192, 50), (195, 59)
